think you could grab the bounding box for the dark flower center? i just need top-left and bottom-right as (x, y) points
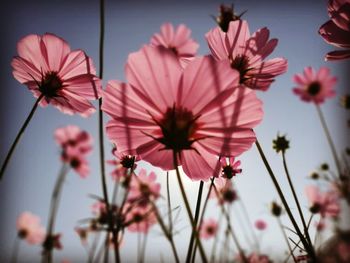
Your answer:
(120, 155), (135, 169)
(310, 203), (321, 214)
(39, 71), (63, 98)
(222, 189), (237, 203)
(156, 106), (199, 152)
(230, 55), (250, 84)
(70, 158), (81, 168)
(222, 165), (241, 179)
(206, 226), (215, 235)
(307, 81), (321, 96)
(169, 47), (178, 56)
(18, 229), (27, 239)
(133, 213), (143, 223)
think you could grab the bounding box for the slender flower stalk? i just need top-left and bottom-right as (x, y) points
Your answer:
(186, 181), (204, 262)
(209, 210), (223, 263)
(173, 151), (208, 263)
(11, 237), (20, 263)
(277, 217), (297, 263)
(43, 164), (69, 263)
(166, 172), (173, 235)
(282, 151), (313, 250)
(315, 104), (342, 176)
(255, 139), (316, 261)
(0, 94), (43, 180)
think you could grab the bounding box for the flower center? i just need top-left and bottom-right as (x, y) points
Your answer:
(206, 226), (215, 234)
(230, 55), (250, 84)
(120, 155), (135, 168)
(39, 71), (63, 98)
(70, 158), (81, 168)
(157, 106), (199, 152)
(222, 188), (237, 203)
(307, 81), (321, 96)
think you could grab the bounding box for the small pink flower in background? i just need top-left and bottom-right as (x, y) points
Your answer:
(319, 0), (350, 61)
(16, 212), (46, 245)
(206, 20), (288, 91)
(305, 185), (341, 218)
(55, 125), (93, 178)
(107, 148), (137, 181)
(338, 241), (350, 261)
(199, 218), (218, 239)
(212, 177), (238, 204)
(315, 220), (326, 231)
(150, 23), (199, 67)
(102, 46), (263, 181)
(239, 253), (271, 263)
(128, 169), (161, 206)
(293, 67), (337, 104)
(11, 33), (101, 117)
(91, 201), (107, 216)
(220, 157), (242, 179)
(254, 219), (267, 231)
(75, 227), (89, 245)
(123, 203), (157, 233)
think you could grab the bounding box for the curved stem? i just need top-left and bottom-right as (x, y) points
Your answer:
(186, 181), (204, 263)
(0, 94), (43, 180)
(173, 151), (208, 263)
(282, 152), (313, 250)
(315, 104), (342, 176)
(255, 139), (316, 261)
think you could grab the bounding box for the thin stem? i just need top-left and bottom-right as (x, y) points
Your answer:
(166, 172), (173, 235)
(43, 164), (69, 263)
(282, 151), (313, 250)
(11, 237), (20, 263)
(173, 151), (208, 263)
(88, 232), (101, 263)
(255, 139), (316, 261)
(186, 181), (204, 263)
(315, 104), (342, 176)
(210, 210), (223, 263)
(277, 217), (297, 263)
(0, 94), (43, 180)
(140, 233), (148, 263)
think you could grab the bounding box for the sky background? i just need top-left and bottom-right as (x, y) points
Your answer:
(0, 0), (349, 262)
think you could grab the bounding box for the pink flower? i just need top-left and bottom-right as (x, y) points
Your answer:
(338, 241), (350, 261)
(16, 212), (46, 245)
(102, 46), (263, 181)
(128, 169), (161, 206)
(305, 185), (341, 218)
(150, 23), (199, 67)
(220, 157), (242, 179)
(293, 67), (337, 104)
(211, 177), (237, 204)
(55, 125), (93, 178)
(254, 219), (267, 231)
(124, 203), (157, 233)
(247, 253), (271, 263)
(199, 218), (218, 239)
(11, 33), (101, 117)
(319, 0), (350, 60)
(206, 20), (288, 91)
(107, 148), (137, 181)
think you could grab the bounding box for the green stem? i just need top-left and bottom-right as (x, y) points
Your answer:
(282, 151), (313, 251)
(255, 139), (316, 261)
(173, 151), (208, 263)
(315, 104), (342, 177)
(186, 181), (204, 263)
(0, 94), (43, 180)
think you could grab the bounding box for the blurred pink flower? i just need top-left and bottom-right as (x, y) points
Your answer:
(102, 46), (263, 181)
(150, 23), (199, 67)
(16, 212), (46, 245)
(319, 0), (350, 60)
(199, 218), (218, 239)
(11, 33), (101, 117)
(293, 67), (337, 104)
(211, 177), (237, 204)
(206, 20), (288, 91)
(124, 203), (157, 233)
(338, 241), (350, 261)
(305, 185), (340, 218)
(128, 169), (161, 206)
(220, 157), (242, 179)
(55, 125), (92, 178)
(254, 219), (267, 231)
(247, 253), (271, 263)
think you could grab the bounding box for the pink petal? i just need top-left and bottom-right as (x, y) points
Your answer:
(226, 20), (251, 58)
(205, 27), (230, 60)
(136, 140), (173, 170)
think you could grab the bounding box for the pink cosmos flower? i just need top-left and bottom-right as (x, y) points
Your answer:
(123, 203), (157, 233)
(305, 185), (340, 218)
(206, 20), (288, 91)
(102, 46), (263, 181)
(293, 67), (337, 104)
(150, 23), (199, 67)
(319, 0), (350, 60)
(16, 212), (46, 245)
(211, 177), (237, 204)
(55, 125), (93, 178)
(247, 253), (271, 263)
(107, 148), (137, 181)
(11, 33), (101, 117)
(199, 218), (219, 239)
(128, 169), (161, 206)
(220, 157), (242, 179)
(254, 219), (267, 231)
